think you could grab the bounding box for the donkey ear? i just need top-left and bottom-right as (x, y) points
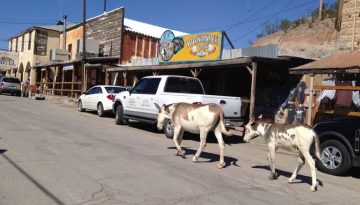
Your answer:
(154, 103), (161, 112)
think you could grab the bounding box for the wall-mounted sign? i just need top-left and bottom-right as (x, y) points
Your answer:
(159, 31), (223, 62)
(0, 51), (18, 71)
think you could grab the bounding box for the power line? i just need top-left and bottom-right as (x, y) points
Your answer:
(230, 0), (317, 45)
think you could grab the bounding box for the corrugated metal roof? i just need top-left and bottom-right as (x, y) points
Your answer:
(289, 51), (360, 74)
(124, 18), (188, 38)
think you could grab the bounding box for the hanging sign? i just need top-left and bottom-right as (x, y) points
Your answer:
(159, 30), (223, 63)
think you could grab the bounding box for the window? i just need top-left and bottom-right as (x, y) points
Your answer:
(9, 40), (12, 52)
(86, 87), (95, 95)
(3, 77), (21, 84)
(49, 49), (53, 61)
(132, 78), (161, 95)
(34, 30), (48, 56)
(164, 77), (204, 94)
(105, 86), (125, 94)
(94, 87), (103, 94)
(28, 31), (32, 50)
(68, 44), (72, 60)
(21, 36), (24, 52)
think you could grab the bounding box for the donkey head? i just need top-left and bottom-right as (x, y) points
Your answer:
(154, 103), (173, 131)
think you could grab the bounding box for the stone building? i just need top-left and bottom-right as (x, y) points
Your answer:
(337, 0), (360, 51)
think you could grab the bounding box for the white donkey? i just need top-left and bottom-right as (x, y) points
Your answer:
(155, 103), (231, 168)
(243, 118), (321, 191)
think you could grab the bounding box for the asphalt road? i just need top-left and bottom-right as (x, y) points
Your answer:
(0, 94), (359, 205)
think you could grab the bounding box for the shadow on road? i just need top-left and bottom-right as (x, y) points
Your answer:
(128, 121), (245, 144)
(251, 165), (324, 187)
(167, 147), (240, 168)
(0, 152), (65, 205)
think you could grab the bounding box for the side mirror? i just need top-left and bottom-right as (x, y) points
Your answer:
(82, 92), (87, 95)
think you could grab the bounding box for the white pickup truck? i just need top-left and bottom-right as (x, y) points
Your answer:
(113, 75), (243, 137)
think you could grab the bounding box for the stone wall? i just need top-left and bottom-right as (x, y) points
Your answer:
(338, 0), (360, 51)
(86, 7), (124, 57)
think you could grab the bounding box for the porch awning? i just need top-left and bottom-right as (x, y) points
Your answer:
(289, 51), (360, 74)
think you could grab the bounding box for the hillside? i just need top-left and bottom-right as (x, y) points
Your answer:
(252, 18), (339, 59)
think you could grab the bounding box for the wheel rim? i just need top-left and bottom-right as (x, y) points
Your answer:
(321, 146), (342, 170)
(97, 104), (103, 115)
(166, 120), (174, 135)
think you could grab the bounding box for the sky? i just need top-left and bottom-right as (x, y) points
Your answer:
(0, 0), (336, 50)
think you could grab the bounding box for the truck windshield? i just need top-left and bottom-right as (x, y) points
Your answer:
(164, 77), (204, 94)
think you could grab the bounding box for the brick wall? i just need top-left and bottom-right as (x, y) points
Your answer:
(339, 0), (360, 51)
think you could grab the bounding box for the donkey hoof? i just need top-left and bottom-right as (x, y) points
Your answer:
(288, 178), (294, 184)
(310, 186), (317, 192)
(192, 156), (197, 162)
(268, 173), (278, 180)
(217, 162), (225, 169)
(178, 150), (186, 158)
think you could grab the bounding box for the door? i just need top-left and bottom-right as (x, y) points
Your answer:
(89, 87), (103, 110)
(82, 87), (96, 109)
(125, 78), (161, 120)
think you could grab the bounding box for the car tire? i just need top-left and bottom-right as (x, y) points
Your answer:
(97, 103), (105, 117)
(317, 140), (352, 176)
(164, 118), (174, 139)
(78, 100), (85, 112)
(115, 104), (127, 125)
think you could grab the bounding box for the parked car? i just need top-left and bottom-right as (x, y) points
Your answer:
(78, 85), (126, 117)
(113, 75), (243, 138)
(0, 76), (21, 96)
(313, 117), (360, 175)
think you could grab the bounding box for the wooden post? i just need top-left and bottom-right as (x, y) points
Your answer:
(61, 68), (64, 97)
(123, 71), (127, 87)
(248, 62), (257, 120)
(52, 66), (57, 95)
(71, 66), (75, 97)
(105, 67), (109, 85)
(190, 69), (202, 78)
(307, 74), (314, 126)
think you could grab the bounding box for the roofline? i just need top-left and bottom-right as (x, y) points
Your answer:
(8, 26), (62, 41)
(107, 56), (309, 72)
(59, 7), (124, 34)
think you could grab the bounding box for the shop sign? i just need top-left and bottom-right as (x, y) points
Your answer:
(63, 64), (74, 71)
(159, 30), (223, 63)
(0, 51), (18, 68)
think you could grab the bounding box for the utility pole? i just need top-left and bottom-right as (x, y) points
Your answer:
(62, 15), (67, 50)
(104, 0), (107, 13)
(319, 0), (323, 19)
(82, 0), (87, 92)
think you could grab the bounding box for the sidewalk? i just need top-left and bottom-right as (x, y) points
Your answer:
(27, 94), (78, 107)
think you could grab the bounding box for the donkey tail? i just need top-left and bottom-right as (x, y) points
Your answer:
(220, 112), (232, 136)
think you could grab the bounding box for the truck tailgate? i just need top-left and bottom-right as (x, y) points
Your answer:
(201, 95), (241, 118)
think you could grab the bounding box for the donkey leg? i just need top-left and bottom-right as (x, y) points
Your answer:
(214, 127), (225, 168)
(173, 127), (185, 158)
(177, 129), (185, 146)
(288, 153), (305, 183)
(267, 144), (278, 180)
(192, 129), (208, 163)
(303, 151), (317, 192)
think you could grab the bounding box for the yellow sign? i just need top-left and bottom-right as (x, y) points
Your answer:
(159, 31), (223, 62)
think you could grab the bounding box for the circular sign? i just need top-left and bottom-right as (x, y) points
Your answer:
(158, 30), (175, 61)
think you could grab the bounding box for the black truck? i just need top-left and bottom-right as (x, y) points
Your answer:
(313, 117), (360, 175)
